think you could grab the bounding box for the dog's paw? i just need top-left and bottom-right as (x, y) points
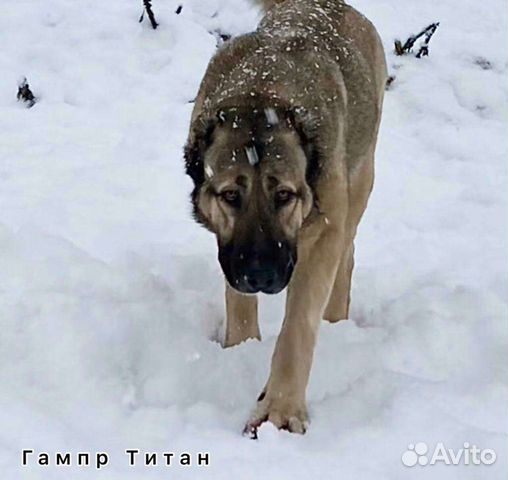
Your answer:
(243, 390), (308, 438)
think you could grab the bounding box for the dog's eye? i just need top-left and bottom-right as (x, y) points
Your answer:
(275, 189), (296, 207)
(220, 189), (241, 207)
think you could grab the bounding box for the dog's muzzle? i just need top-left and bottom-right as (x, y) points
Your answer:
(218, 240), (296, 294)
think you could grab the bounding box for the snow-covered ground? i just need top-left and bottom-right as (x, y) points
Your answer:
(0, 0), (506, 478)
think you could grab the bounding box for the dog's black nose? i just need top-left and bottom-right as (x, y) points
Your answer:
(219, 240), (295, 295)
(244, 264), (275, 292)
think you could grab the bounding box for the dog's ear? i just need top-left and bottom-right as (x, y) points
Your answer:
(184, 115), (217, 187)
(285, 107), (321, 188)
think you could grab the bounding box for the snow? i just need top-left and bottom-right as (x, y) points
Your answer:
(265, 107), (279, 125)
(0, 0), (506, 478)
(245, 145), (260, 165)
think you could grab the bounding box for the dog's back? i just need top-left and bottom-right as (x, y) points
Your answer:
(258, 0), (386, 158)
(191, 0), (386, 165)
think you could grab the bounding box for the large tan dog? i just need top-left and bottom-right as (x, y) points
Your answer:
(184, 0), (386, 435)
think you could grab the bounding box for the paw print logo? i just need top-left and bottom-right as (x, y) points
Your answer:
(402, 442), (429, 467)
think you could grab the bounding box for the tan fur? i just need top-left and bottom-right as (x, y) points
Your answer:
(184, 0), (386, 434)
(195, 122), (313, 246)
(225, 282), (260, 346)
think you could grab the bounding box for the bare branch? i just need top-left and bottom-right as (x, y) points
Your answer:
(395, 22), (440, 57)
(139, 0), (158, 30)
(17, 77), (36, 108)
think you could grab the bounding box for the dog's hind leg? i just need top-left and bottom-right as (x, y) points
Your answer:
(223, 282), (260, 347)
(324, 156), (374, 323)
(323, 241), (354, 322)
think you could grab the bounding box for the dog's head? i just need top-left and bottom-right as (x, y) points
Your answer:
(184, 106), (319, 294)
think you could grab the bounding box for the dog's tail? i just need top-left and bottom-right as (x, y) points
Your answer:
(255, 0), (287, 11)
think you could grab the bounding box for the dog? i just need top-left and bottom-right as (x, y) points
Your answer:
(184, 0), (386, 435)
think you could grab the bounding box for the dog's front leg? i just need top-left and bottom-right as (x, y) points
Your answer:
(223, 282), (260, 347)
(245, 182), (348, 434)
